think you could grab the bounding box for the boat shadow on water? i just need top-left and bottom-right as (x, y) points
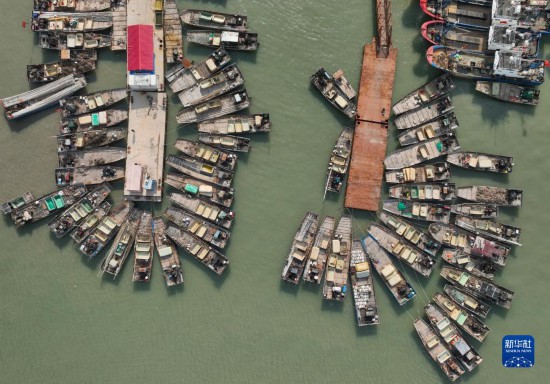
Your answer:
(280, 280), (299, 296)
(471, 89), (536, 129)
(307, 86), (355, 126)
(402, 0), (427, 30)
(5, 107), (54, 132)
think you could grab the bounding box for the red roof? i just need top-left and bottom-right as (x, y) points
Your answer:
(127, 24), (154, 72)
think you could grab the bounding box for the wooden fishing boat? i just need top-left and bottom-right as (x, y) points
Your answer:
(433, 291), (491, 342)
(450, 203), (499, 219)
(428, 222), (510, 266)
(457, 186), (523, 207)
(440, 266), (514, 309)
(176, 90), (250, 124)
(47, 182), (111, 238)
(385, 162), (452, 184)
(57, 127), (127, 151)
(420, 0), (492, 30)
(447, 151), (513, 174)
(368, 223), (436, 278)
(393, 95), (453, 130)
(166, 155), (234, 189)
(165, 173), (234, 208)
(281, 212), (319, 284)
(60, 109), (128, 134)
(54, 166), (125, 186)
(350, 240), (379, 326)
(133, 211), (154, 282)
(165, 194), (234, 230)
(27, 56), (96, 83)
(197, 113), (271, 135)
(198, 133), (250, 153)
(181, 9), (248, 31)
(377, 211), (442, 257)
(79, 201), (134, 258)
(163, 0), (183, 64)
(39, 31), (112, 50)
(31, 11), (112, 32)
(60, 88), (127, 117)
(303, 216), (335, 284)
(413, 318), (465, 382)
(153, 217), (183, 286)
(186, 30), (259, 51)
(310, 67), (357, 119)
(384, 134), (460, 170)
(397, 113), (459, 146)
(392, 74), (455, 116)
(363, 235), (416, 305)
(425, 303), (483, 372)
(167, 48), (231, 92)
(475, 81), (540, 105)
(441, 248), (497, 280)
(322, 215), (352, 301)
(332, 69), (357, 100)
(58, 147), (127, 168)
(1, 192), (35, 215)
(165, 224), (229, 275)
(1, 74), (87, 119)
(33, 0), (111, 12)
(70, 200), (111, 244)
(10, 184), (88, 228)
(389, 182), (456, 201)
(383, 200), (451, 223)
(324, 127), (353, 198)
(175, 139), (237, 171)
(444, 284), (491, 319)
(455, 215), (521, 246)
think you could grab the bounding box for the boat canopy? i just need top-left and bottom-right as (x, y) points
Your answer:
(127, 25), (154, 72)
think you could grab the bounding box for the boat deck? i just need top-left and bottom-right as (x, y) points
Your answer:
(163, 0), (183, 64)
(111, 0), (127, 51)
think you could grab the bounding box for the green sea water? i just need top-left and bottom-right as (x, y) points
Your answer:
(0, 0), (548, 382)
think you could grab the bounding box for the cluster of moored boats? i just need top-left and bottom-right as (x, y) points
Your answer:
(420, 0), (548, 104)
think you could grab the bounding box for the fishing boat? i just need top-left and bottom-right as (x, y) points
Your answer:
(385, 162), (452, 184)
(392, 74), (455, 116)
(163, 0), (183, 64)
(455, 215), (521, 246)
(393, 95), (454, 130)
(175, 139), (237, 171)
(384, 134), (460, 170)
(1, 74), (87, 119)
(310, 68), (357, 119)
(166, 155), (234, 189)
(363, 235), (416, 305)
(99, 209), (142, 279)
(165, 192), (235, 229)
(413, 318), (465, 382)
(59, 88), (128, 117)
(197, 113), (271, 135)
(153, 217), (183, 286)
(377, 211), (442, 257)
(428, 223), (510, 266)
(58, 147), (127, 168)
(10, 184), (88, 228)
(389, 182), (456, 201)
(440, 266), (514, 309)
(54, 166), (125, 186)
(181, 9), (248, 31)
(47, 182), (111, 238)
(397, 113), (459, 146)
(31, 11), (113, 32)
(198, 133), (250, 153)
(324, 127), (353, 198)
(176, 90), (250, 124)
(332, 69), (357, 100)
(27, 56), (96, 83)
(133, 212), (154, 282)
(444, 284), (491, 319)
(167, 48), (231, 92)
(450, 203), (499, 218)
(441, 248), (497, 280)
(186, 30), (259, 51)
(79, 201), (134, 258)
(368, 224), (436, 278)
(281, 212), (319, 284)
(165, 224), (229, 275)
(303, 216), (335, 284)
(322, 215), (352, 301)
(57, 127), (127, 151)
(165, 173), (234, 208)
(420, 0), (492, 29)
(432, 291), (491, 342)
(70, 200), (111, 244)
(475, 81), (540, 105)
(425, 303), (483, 372)
(39, 31), (112, 50)
(350, 240), (379, 326)
(178, 64), (244, 107)
(383, 200), (451, 223)
(60, 109), (128, 134)
(457, 186), (523, 207)
(447, 151), (513, 174)
(33, 0), (112, 12)
(1, 192), (35, 215)
(492, 0), (550, 32)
